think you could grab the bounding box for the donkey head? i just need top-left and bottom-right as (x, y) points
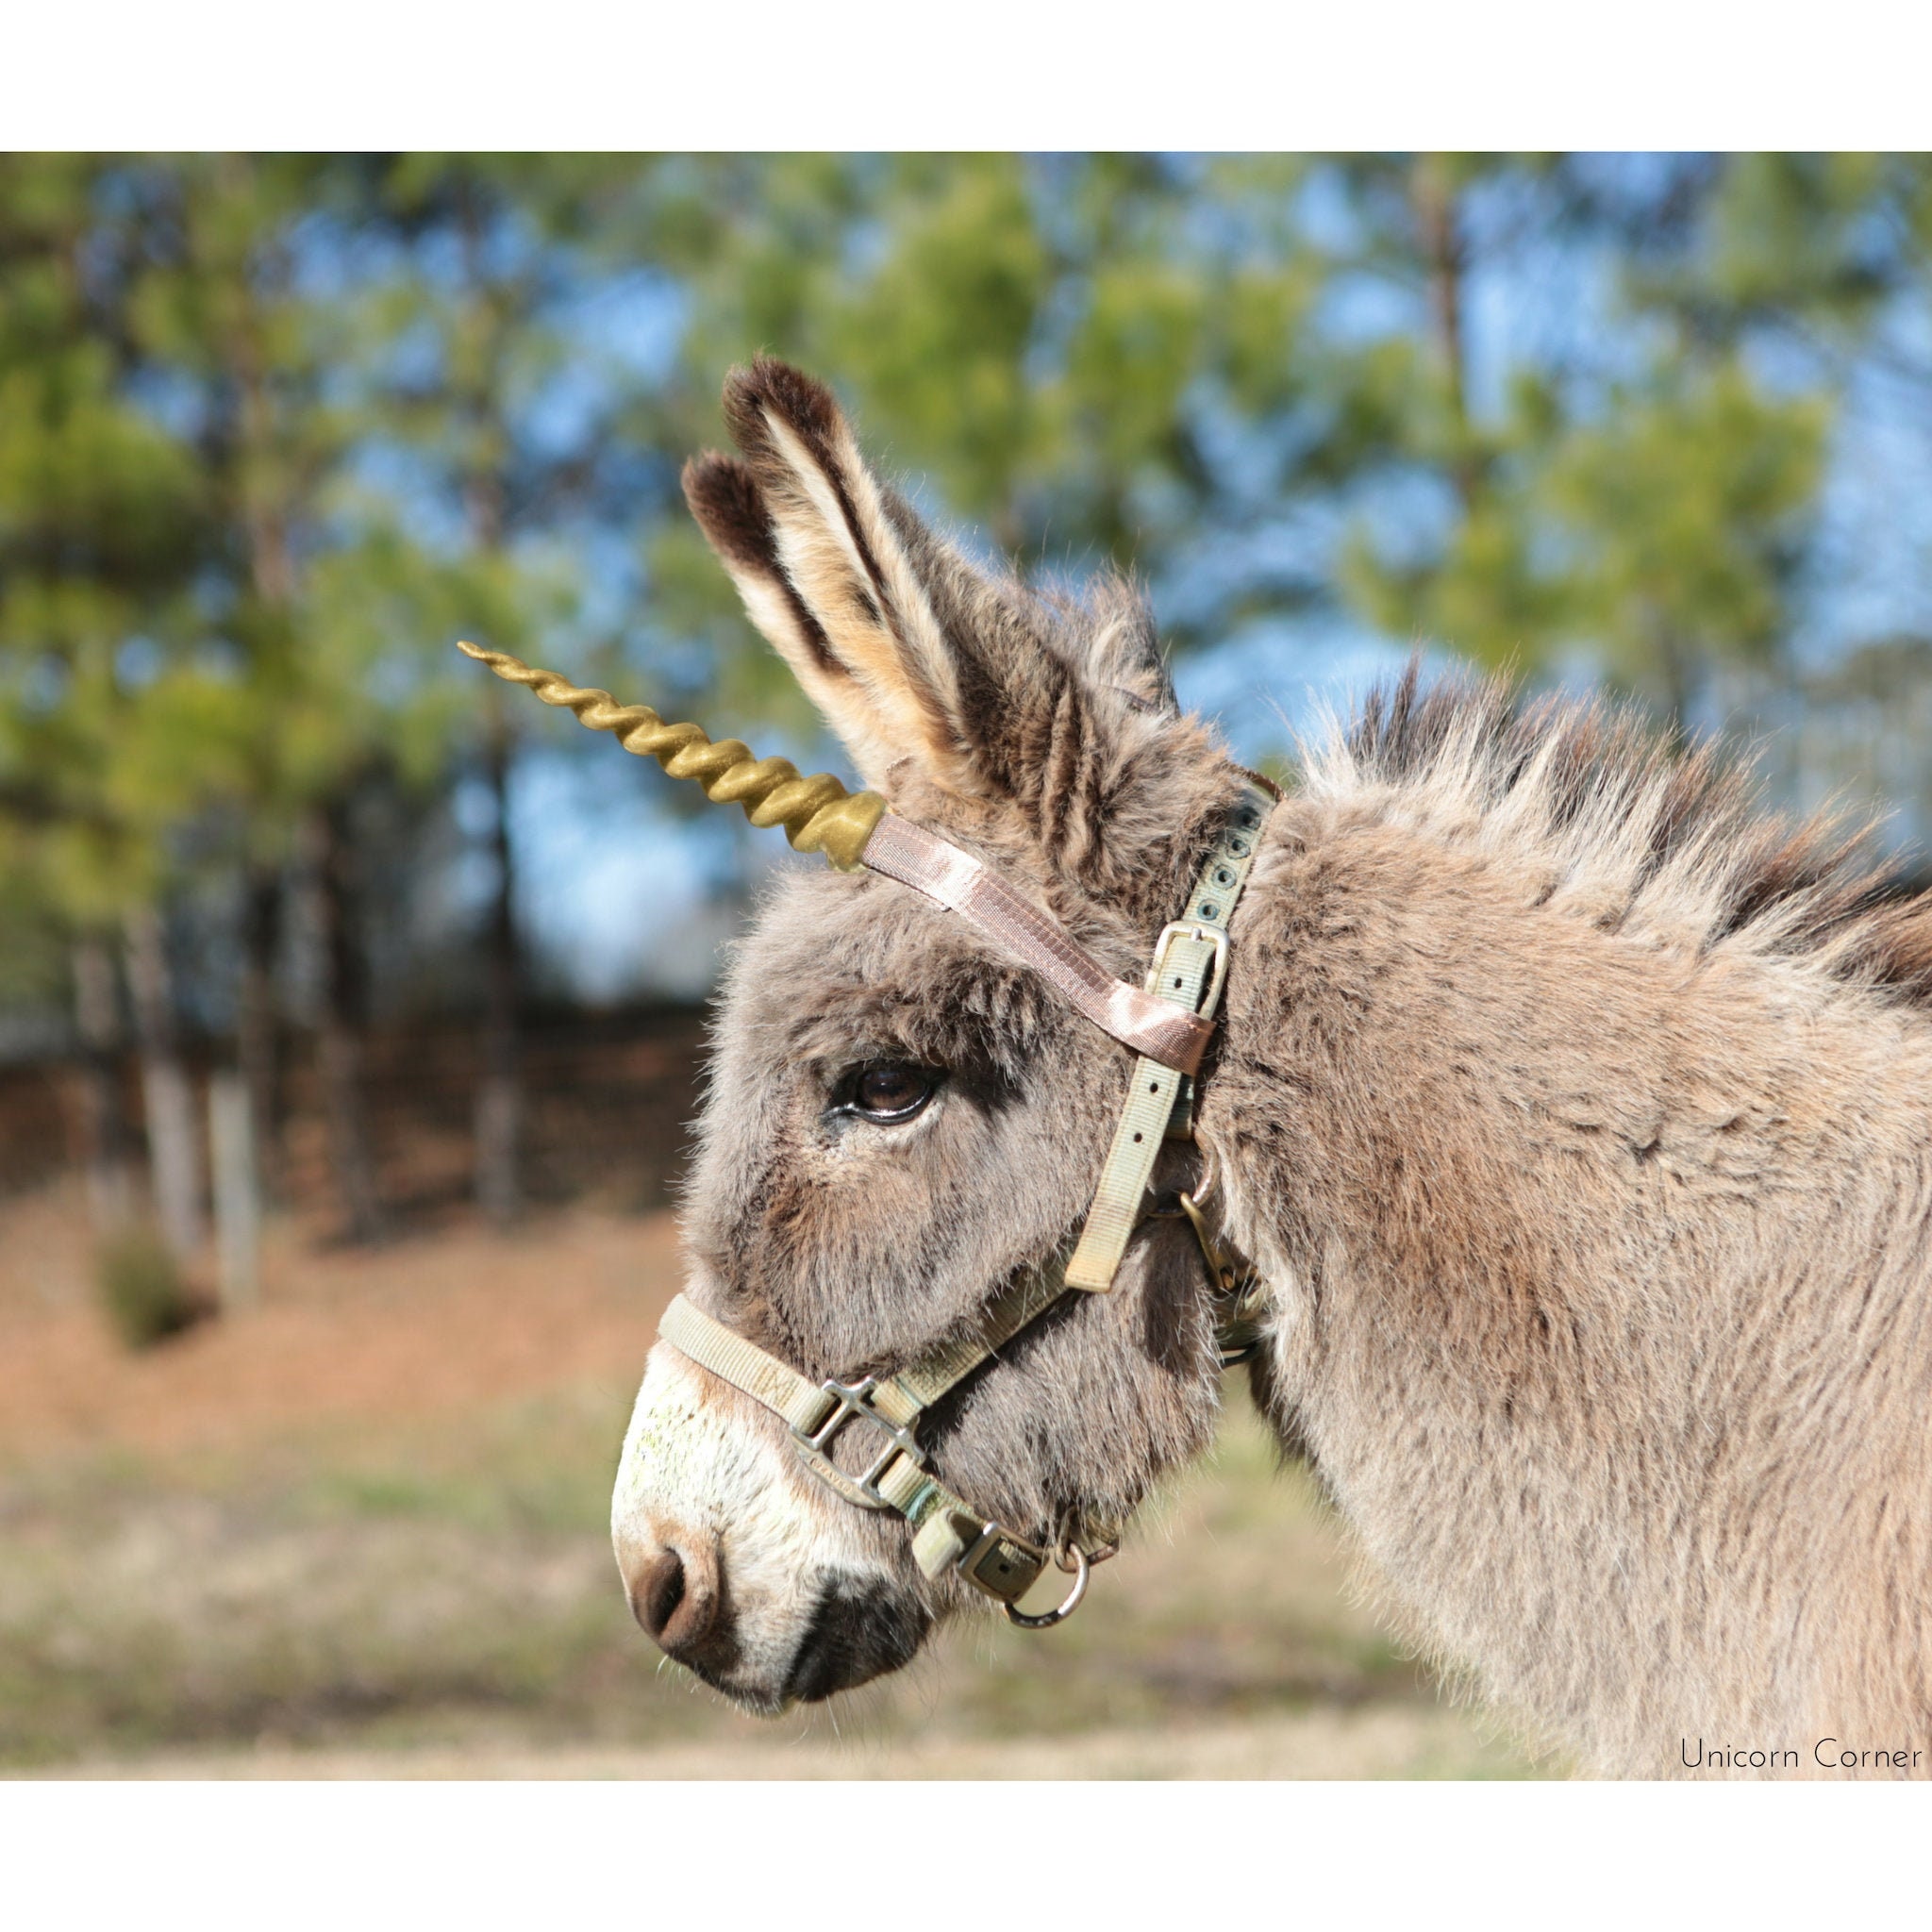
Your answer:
(589, 359), (1248, 1710)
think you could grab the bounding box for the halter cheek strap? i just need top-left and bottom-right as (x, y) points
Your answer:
(1064, 787), (1269, 1288)
(657, 778), (1275, 1624)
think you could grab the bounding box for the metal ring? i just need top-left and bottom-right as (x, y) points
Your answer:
(1003, 1542), (1090, 1629)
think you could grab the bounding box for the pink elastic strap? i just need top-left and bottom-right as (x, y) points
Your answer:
(860, 814), (1213, 1075)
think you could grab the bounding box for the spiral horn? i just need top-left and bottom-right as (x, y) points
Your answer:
(457, 641), (888, 872)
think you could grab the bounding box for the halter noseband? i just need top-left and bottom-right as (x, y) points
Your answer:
(657, 777), (1276, 1627)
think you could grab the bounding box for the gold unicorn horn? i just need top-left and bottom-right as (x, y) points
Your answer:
(457, 641), (887, 872)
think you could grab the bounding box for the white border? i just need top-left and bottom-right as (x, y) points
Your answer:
(5, 1778), (1928, 1926)
(8, 3), (1925, 150)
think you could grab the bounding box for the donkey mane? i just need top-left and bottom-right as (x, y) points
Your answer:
(1320, 664), (1932, 1018)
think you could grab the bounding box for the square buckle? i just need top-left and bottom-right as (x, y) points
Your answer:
(956, 1520), (1049, 1602)
(1145, 920), (1230, 1022)
(791, 1375), (925, 1511)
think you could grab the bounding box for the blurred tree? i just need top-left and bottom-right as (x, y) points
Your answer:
(116, 153), (485, 1244)
(1323, 156), (1833, 738)
(1650, 154), (1928, 363)
(0, 155), (211, 1253)
(103, 154), (403, 1240)
(646, 156), (1842, 746)
(353, 154), (647, 1223)
(1541, 364), (1826, 736)
(7, 147), (1931, 1255)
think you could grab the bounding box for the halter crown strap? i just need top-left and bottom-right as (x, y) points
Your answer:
(458, 642), (1224, 1074)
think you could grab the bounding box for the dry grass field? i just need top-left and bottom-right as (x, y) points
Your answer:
(0, 1183), (1544, 1779)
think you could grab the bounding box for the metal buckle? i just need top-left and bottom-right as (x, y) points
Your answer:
(1178, 1155), (1268, 1366)
(1145, 920), (1231, 1022)
(957, 1520), (1050, 1602)
(791, 1375), (925, 1512)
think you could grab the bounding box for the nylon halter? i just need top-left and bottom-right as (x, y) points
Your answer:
(452, 637), (1275, 1629)
(658, 776), (1277, 1627)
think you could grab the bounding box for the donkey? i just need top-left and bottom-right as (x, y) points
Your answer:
(472, 358), (1932, 1777)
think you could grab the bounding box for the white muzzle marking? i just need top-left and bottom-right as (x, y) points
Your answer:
(611, 1337), (891, 1703)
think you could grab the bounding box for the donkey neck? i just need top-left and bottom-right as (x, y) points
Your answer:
(1207, 788), (1932, 1774)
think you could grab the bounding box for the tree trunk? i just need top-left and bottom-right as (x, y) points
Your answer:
(1412, 156), (1478, 510)
(475, 695), (522, 1224)
(124, 906), (206, 1264)
(457, 204), (525, 1224)
(237, 860), (283, 1205)
(72, 936), (132, 1236)
(224, 202), (296, 1211)
(1655, 623), (1695, 752)
(208, 1071), (260, 1310)
(308, 795), (385, 1243)
(454, 178), (525, 1224)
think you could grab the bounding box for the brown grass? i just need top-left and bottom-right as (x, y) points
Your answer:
(0, 1187), (679, 1458)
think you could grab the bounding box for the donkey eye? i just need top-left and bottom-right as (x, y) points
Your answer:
(841, 1062), (940, 1124)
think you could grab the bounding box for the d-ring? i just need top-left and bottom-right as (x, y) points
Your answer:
(1003, 1542), (1090, 1629)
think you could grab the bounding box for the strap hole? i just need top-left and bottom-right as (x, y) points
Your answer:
(1214, 868), (1234, 886)
(1172, 976), (1183, 989)
(1149, 1080), (1160, 1092)
(1199, 902), (1219, 919)
(1132, 1132), (1143, 1143)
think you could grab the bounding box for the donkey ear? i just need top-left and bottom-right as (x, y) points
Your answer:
(682, 358), (975, 794)
(1077, 578), (1179, 719)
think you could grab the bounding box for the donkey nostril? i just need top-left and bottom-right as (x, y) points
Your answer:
(630, 1542), (724, 1659)
(634, 1548), (688, 1644)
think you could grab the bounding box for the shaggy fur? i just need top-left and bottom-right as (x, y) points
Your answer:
(610, 358), (1932, 1777)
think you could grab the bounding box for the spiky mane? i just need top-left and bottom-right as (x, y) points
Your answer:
(1304, 663), (1932, 1011)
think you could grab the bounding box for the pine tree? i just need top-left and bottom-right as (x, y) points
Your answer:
(0, 156), (211, 1255)
(1310, 157), (1832, 737)
(351, 154), (644, 1223)
(122, 154), (402, 1242)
